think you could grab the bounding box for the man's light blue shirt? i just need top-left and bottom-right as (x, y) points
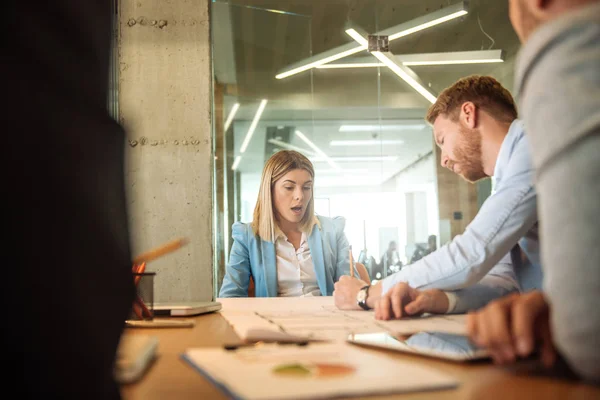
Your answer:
(382, 120), (542, 305)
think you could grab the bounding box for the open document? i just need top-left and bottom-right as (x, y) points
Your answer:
(183, 341), (458, 400)
(217, 297), (467, 343)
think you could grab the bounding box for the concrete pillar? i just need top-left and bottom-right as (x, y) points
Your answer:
(118, 0), (213, 302)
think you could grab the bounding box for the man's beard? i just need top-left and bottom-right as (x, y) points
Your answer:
(448, 126), (487, 183)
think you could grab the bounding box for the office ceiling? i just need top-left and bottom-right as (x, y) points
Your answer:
(212, 0), (520, 189)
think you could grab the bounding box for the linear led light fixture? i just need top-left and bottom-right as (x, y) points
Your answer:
(239, 99), (268, 154)
(400, 50), (504, 66)
(317, 62), (384, 69)
(311, 156), (399, 162)
(345, 28), (437, 104)
(316, 50), (505, 69)
(374, 51), (438, 103)
(384, 4), (468, 41)
(339, 124), (425, 132)
(231, 155), (242, 171)
(267, 138), (318, 156)
(317, 168), (369, 174)
(275, 45), (367, 79)
(294, 130), (342, 171)
(330, 139), (404, 146)
(276, 1), (468, 79)
(224, 103), (240, 131)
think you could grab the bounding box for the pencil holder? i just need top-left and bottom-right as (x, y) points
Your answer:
(131, 272), (156, 320)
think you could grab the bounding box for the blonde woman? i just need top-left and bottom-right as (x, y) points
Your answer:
(219, 150), (356, 297)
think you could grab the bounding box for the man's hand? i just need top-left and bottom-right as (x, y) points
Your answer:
(374, 282), (449, 320)
(466, 291), (556, 367)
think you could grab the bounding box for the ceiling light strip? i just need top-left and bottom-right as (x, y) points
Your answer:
(276, 45), (366, 79)
(231, 155), (242, 171)
(239, 99), (268, 154)
(387, 9), (468, 40)
(339, 124), (425, 132)
(316, 62), (384, 69)
(294, 130), (342, 171)
(372, 51), (437, 104)
(330, 139), (404, 146)
(311, 156), (399, 162)
(403, 59), (502, 66)
(316, 49), (504, 69)
(224, 103), (240, 131)
(267, 139), (318, 156)
(275, 1), (468, 79)
(345, 29), (437, 103)
(398, 49), (505, 66)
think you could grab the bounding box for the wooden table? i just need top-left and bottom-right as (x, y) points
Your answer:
(121, 312), (599, 399)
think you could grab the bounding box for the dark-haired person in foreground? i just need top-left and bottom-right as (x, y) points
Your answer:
(5, 1), (135, 398)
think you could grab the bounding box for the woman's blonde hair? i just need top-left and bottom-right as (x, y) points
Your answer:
(252, 150), (315, 242)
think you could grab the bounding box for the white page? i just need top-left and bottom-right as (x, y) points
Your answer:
(218, 297), (467, 342)
(183, 342), (458, 400)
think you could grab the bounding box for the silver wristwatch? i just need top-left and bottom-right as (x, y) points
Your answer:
(356, 285), (371, 310)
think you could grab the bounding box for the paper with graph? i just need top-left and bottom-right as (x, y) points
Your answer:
(183, 341), (458, 400)
(217, 297), (467, 342)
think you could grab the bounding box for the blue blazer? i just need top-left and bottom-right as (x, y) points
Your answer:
(219, 215), (353, 297)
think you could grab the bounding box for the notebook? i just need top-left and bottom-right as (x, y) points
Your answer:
(153, 301), (222, 316)
(183, 341), (458, 400)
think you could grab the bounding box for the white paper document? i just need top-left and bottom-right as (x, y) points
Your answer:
(183, 341), (458, 400)
(217, 297), (467, 343)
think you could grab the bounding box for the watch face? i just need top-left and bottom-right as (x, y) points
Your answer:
(357, 289), (367, 303)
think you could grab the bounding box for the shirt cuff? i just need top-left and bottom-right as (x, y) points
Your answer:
(444, 292), (458, 314)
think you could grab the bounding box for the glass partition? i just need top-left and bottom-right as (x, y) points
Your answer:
(211, 0), (520, 294)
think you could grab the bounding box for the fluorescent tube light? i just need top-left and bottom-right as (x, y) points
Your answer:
(267, 139), (317, 156)
(294, 130), (342, 171)
(239, 99), (267, 154)
(224, 103), (240, 131)
(311, 156), (399, 162)
(276, 1), (468, 79)
(317, 168), (369, 174)
(372, 51), (437, 104)
(316, 62), (384, 69)
(399, 50), (505, 66)
(403, 58), (502, 66)
(330, 139), (404, 146)
(345, 28), (437, 103)
(387, 9), (467, 40)
(339, 124), (425, 132)
(345, 28), (369, 47)
(231, 155), (242, 171)
(316, 50), (505, 69)
(276, 45), (366, 79)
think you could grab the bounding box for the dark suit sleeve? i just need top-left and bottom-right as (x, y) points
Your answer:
(4, 1), (134, 398)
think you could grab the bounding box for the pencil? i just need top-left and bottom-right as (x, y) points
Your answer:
(349, 245), (354, 278)
(132, 237), (189, 265)
(133, 261), (146, 286)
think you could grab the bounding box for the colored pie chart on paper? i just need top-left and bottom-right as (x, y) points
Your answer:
(272, 362), (355, 378)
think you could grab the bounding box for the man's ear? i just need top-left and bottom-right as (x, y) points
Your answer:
(525, 0), (553, 19)
(460, 102), (477, 129)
